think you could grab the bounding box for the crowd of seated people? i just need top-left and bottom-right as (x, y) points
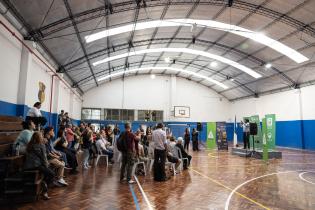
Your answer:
(12, 105), (196, 200)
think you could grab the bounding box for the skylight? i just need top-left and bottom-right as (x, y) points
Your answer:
(97, 66), (229, 89)
(93, 48), (262, 79)
(85, 19), (308, 63)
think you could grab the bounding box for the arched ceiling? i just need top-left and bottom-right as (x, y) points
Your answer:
(2, 0), (315, 101)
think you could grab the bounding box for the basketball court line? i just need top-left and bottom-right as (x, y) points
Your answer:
(134, 175), (155, 210)
(129, 183), (141, 210)
(190, 167), (271, 210)
(299, 172), (315, 185)
(224, 170), (315, 210)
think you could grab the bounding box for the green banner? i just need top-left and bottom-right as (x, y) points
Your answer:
(265, 114), (276, 150)
(262, 118), (268, 161)
(250, 115), (263, 151)
(206, 122), (216, 149)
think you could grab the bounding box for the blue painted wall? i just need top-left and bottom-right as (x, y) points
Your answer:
(1, 100), (315, 150)
(0, 100), (80, 132)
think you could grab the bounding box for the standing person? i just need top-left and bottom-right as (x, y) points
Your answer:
(24, 132), (55, 200)
(82, 129), (93, 169)
(120, 123), (137, 184)
(192, 128), (199, 151)
(65, 125), (75, 149)
(241, 119), (250, 149)
(184, 128), (190, 151)
(58, 110), (64, 126)
(152, 123), (167, 182)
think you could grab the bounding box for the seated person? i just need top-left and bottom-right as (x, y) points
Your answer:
(14, 120), (35, 154)
(44, 127), (68, 186)
(137, 142), (149, 163)
(54, 127), (78, 174)
(95, 133), (114, 163)
(24, 132), (55, 200)
(167, 137), (181, 173)
(176, 137), (192, 169)
(26, 102), (47, 129)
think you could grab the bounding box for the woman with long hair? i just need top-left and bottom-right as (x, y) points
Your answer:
(24, 132), (55, 200)
(54, 127), (78, 174)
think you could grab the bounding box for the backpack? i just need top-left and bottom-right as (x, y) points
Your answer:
(116, 132), (128, 152)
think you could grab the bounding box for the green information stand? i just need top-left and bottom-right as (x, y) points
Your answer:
(206, 122), (216, 149)
(262, 118), (268, 162)
(265, 114), (276, 150)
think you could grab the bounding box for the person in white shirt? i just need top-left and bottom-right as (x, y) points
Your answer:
(152, 123), (167, 181)
(241, 119), (250, 149)
(27, 102), (42, 117)
(26, 102), (47, 129)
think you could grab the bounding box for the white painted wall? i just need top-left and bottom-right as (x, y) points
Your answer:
(0, 13), (82, 120)
(83, 75), (230, 122)
(0, 14), (22, 104)
(229, 86), (315, 121)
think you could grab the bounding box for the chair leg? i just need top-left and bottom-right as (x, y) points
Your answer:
(106, 156), (108, 166)
(132, 164), (137, 177)
(149, 159), (154, 172)
(142, 163), (146, 176)
(95, 155), (100, 166)
(172, 164), (176, 176)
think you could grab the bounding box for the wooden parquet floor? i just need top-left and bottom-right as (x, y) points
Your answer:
(3, 147), (315, 210)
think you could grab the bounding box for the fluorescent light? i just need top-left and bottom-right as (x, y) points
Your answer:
(265, 63), (272, 68)
(85, 19), (308, 63)
(210, 61), (218, 67)
(164, 57), (171, 63)
(230, 78), (234, 81)
(93, 48), (262, 79)
(97, 66), (229, 89)
(150, 74), (156, 79)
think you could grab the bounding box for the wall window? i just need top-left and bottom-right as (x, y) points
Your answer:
(81, 108), (101, 120)
(138, 110), (163, 121)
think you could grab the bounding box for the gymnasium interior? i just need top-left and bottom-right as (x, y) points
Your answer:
(0, 0), (315, 209)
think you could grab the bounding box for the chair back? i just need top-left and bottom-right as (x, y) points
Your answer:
(174, 146), (183, 159)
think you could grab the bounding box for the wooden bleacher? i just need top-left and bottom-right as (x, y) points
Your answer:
(0, 115), (42, 204)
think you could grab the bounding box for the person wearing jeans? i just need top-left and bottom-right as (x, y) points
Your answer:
(82, 130), (93, 169)
(120, 123), (137, 184)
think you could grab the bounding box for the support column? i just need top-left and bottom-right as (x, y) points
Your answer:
(16, 41), (33, 117)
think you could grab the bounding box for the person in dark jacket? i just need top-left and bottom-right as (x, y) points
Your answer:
(192, 128), (199, 151)
(120, 123), (137, 184)
(176, 137), (192, 169)
(24, 131), (55, 200)
(184, 127), (190, 151)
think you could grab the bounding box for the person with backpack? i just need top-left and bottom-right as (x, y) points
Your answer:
(118, 123), (137, 184)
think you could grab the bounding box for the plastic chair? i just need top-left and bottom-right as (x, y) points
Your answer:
(175, 147), (188, 171)
(95, 145), (109, 166)
(132, 158), (146, 176)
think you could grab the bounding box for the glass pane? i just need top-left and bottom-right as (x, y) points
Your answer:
(138, 110), (145, 121)
(121, 109), (128, 121)
(91, 109), (101, 120)
(128, 110), (134, 121)
(112, 109), (120, 121)
(82, 109), (91, 120)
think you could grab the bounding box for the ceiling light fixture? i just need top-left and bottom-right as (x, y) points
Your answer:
(210, 61), (218, 67)
(265, 63), (272, 68)
(93, 48), (262, 79)
(164, 57), (171, 63)
(97, 66), (228, 89)
(150, 74), (156, 79)
(85, 19), (308, 63)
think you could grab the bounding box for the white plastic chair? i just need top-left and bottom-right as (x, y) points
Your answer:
(175, 147), (188, 171)
(132, 158), (146, 176)
(95, 144), (109, 166)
